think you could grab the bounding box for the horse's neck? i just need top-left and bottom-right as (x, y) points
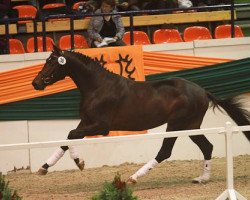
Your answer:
(66, 56), (108, 94)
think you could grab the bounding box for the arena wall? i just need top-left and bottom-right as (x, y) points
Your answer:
(0, 38), (250, 174)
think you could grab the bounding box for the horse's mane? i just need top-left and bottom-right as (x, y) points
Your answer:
(65, 50), (115, 76)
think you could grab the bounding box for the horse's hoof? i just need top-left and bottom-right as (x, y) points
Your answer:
(127, 176), (137, 184)
(77, 160), (85, 171)
(192, 176), (209, 184)
(37, 167), (48, 175)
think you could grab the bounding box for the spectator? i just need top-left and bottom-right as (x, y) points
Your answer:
(67, 0), (101, 11)
(191, 0), (210, 7)
(76, 0), (101, 15)
(87, 0), (126, 48)
(178, 0), (192, 8)
(0, 0), (10, 54)
(0, 0), (10, 19)
(116, 0), (141, 12)
(140, 0), (178, 11)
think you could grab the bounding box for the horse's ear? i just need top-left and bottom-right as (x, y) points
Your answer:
(53, 44), (62, 56)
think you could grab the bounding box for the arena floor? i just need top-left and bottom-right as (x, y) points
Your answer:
(6, 155), (250, 200)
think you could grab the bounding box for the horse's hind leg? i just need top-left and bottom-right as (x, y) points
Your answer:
(128, 115), (213, 184)
(128, 123), (180, 183)
(128, 136), (177, 183)
(190, 135), (213, 183)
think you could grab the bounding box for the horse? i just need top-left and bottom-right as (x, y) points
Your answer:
(32, 45), (250, 183)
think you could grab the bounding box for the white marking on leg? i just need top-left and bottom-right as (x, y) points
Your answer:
(193, 160), (211, 183)
(130, 159), (158, 182)
(46, 148), (65, 167)
(69, 146), (79, 159)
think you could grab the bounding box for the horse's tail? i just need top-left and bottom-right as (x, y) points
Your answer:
(207, 92), (250, 142)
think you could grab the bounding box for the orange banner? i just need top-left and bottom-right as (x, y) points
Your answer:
(143, 51), (231, 74)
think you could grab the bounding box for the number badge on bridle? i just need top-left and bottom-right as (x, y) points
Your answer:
(58, 56), (66, 65)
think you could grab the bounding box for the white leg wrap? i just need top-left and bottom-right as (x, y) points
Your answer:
(131, 159), (158, 181)
(193, 160), (211, 183)
(46, 148), (65, 167)
(69, 146), (79, 160)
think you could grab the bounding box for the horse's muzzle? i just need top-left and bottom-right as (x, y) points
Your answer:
(32, 78), (45, 90)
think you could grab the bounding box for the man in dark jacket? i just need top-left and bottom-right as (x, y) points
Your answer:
(0, 0), (11, 54)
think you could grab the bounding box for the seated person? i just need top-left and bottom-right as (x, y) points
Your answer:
(140, 0), (178, 11)
(76, 0), (100, 14)
(0, 0), (10, 54)
(116, 0), (141, 12)
(0, 0), (10, 19)
(178, 0), (192, 8)
(87, 0), (126, 47)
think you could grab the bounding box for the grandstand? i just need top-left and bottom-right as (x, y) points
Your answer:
(0, 1), (249, 54)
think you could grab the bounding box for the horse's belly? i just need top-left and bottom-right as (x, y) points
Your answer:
(111, 112), (168, 131)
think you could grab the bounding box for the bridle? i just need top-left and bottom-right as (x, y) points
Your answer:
(39, 54), (67, 84)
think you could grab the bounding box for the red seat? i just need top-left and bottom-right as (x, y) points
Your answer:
(42, 3), (66, 9)
(13, 5), (37, 24)
(123, 31), (151, 45)
(42, 3), (68, 21)
(9, 39), (25, 54)
(214, 24), (244, 39)
(183, 26), (212, 42)
(26, 37), (54, 53)
(153, 29), (183, 44)
(59, 34), (89, 50)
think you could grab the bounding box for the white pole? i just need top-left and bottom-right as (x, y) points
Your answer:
(216, 122), (247, 200)
(225, 121), (234, 190)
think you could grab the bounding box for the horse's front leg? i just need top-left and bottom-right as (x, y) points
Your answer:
(37, 121), (100, 175)
(38, 145), (85, 176)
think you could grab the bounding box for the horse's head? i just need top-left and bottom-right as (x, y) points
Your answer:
(32, 45), (69, 90)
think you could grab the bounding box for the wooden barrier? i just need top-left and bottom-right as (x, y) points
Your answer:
(0, 24), (17, 35)
(0, 10), (235, 35)
(25, 10), (233, 33)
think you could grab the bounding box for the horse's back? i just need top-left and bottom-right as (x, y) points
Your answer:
(109, 77), (208, 130)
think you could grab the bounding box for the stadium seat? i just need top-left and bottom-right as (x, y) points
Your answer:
(123, 31), (151, 45)
(42, 3), (66, 9)
(42, 3), (68, 21)
(26, 36), (54, 53)
(183, 26), (212, 42)
(59, 34), (89, 50)
(153, 29), (183, 44)
(13, 5), (37, 24)
(214, 24), (244, 39)
(9, 39), (25, 54)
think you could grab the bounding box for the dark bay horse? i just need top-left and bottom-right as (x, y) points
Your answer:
(32, 45), (250, 183)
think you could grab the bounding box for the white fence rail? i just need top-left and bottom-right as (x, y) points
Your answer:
(0, 122), (249, 200)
